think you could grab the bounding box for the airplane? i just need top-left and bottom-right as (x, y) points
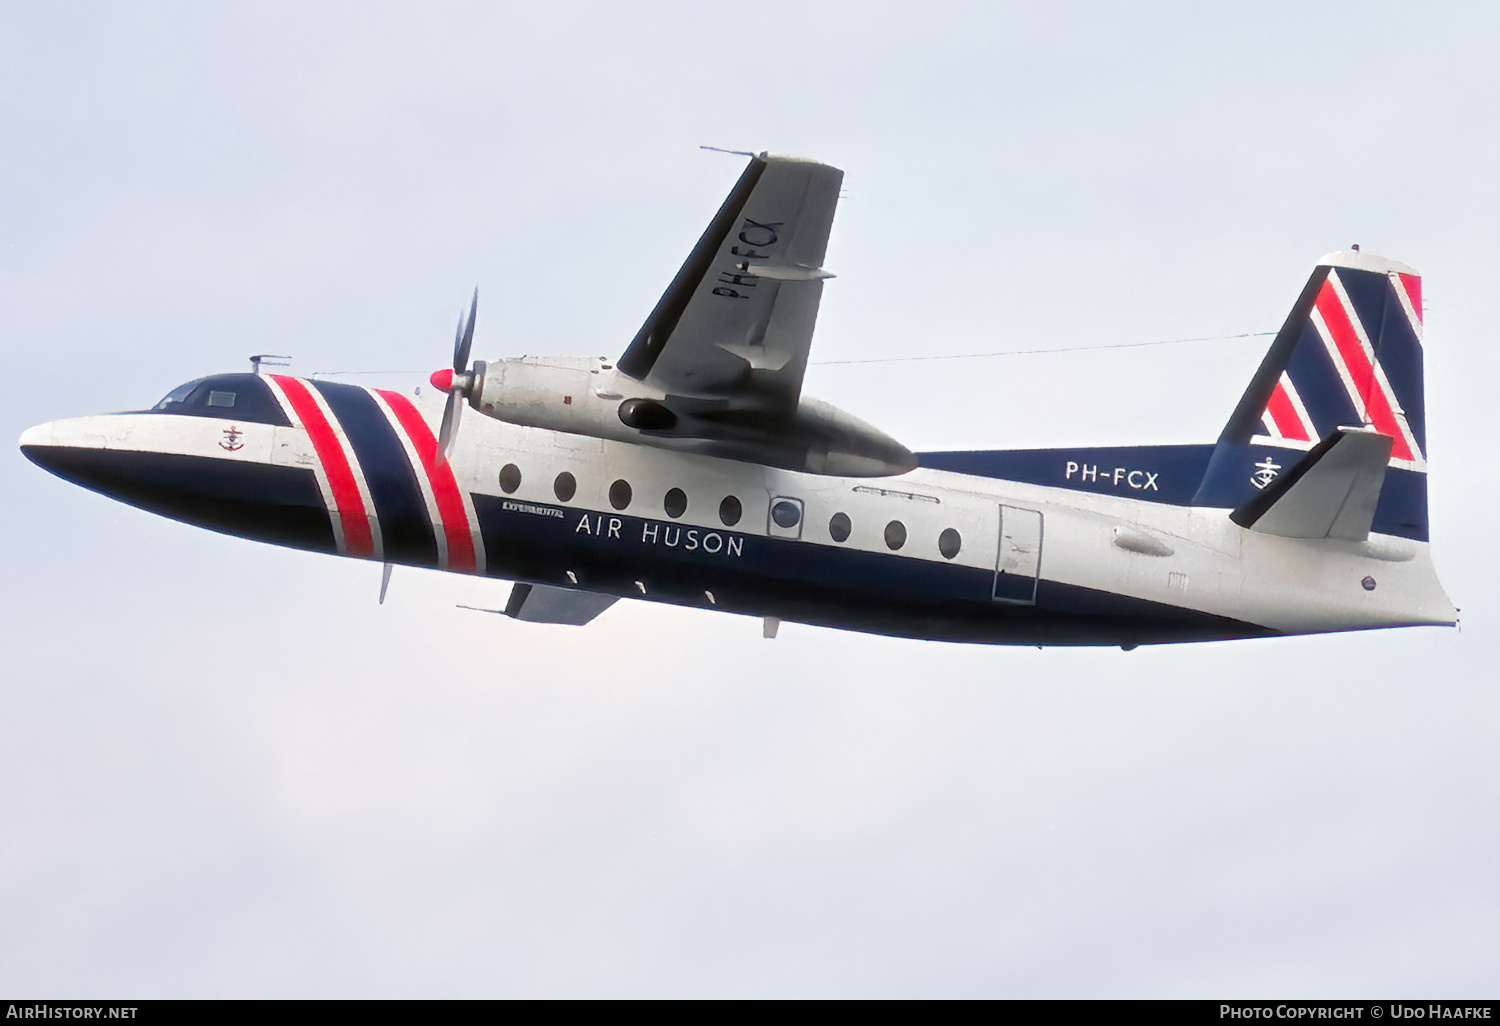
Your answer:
(19, 151), (1456, 647)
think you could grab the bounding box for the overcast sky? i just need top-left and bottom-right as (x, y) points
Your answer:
(3, 1), (1497, 998)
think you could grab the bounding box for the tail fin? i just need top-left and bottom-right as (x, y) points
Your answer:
(1196, 250), (1431, 540)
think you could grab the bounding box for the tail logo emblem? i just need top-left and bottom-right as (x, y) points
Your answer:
(1251, 456), (1281, 490)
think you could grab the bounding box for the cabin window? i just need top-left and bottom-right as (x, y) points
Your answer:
(664, 487), (687, 519)
(771, 500), (802, 529)
(719, 495), (742, 527)
(499, 464), (521, 494)
(829, 512), (852, 543)
(609, 479), (633, 510)
(939, 528), (962, 559)
(554, 472), (577, 502)
(206, 390), (236, 408)
(884, 520), (907, 550)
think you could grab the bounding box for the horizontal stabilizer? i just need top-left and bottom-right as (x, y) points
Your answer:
(505, 583), (618, 625)
(1231, 427), (1393, 541)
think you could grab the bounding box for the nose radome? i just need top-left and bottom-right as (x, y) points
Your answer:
(19, 415), (122, 483)
(19, 420), (68, 475)
(21, 418), (91, 481)
(20, 423), (83, 481)
(18, 413), (173, 507)
(19, 421), (55, 449)
(19, 415), (113, 453)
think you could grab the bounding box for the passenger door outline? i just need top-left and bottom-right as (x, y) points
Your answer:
(993, 505), (1043, 604)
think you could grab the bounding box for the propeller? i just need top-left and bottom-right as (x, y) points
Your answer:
(429, 289), (478, 465)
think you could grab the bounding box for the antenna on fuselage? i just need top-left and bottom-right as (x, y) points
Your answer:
(250, 354), (292, 375)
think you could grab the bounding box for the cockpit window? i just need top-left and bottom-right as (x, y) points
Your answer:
(153, 380), (201, 410)
(147, 374), (291, 426)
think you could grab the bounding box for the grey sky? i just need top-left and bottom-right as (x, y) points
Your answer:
(2, 1), (1496, 997)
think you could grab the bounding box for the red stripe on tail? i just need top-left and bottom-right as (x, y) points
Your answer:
(1265, 381), (1311, 441)
(1313, 283), (1415, 461)
(1397, 273), (1423, 324)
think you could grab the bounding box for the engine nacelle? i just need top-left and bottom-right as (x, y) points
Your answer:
(470, 354), (647, 438)
(467, 354), (916, 477)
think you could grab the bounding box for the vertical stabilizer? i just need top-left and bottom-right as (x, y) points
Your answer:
(1195, 251), (1431, 540)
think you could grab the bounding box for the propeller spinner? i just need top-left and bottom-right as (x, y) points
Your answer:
(430, 289), (478, 464)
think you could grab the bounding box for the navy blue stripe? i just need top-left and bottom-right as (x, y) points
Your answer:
(920, 445), (1214, 506)
(469, 495), (1274, 646)
(918, 443), (1428, 541)
(309, 381), (439, 567)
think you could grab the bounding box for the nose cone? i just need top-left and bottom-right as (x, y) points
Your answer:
(430, 368), (455, 392)
(21, 413), (341, 554)
(20, 417), (119, 489)
(20, 419), (100, 482)
(19, 421), (54, 449)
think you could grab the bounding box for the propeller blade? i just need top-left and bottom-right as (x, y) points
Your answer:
(434, 287), (478, 467)
(455, 288), (477, 372)
(436, 390), (461, 464)
(379, 562), (393, 604)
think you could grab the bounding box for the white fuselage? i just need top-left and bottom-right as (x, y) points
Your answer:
(20, 381), (1457, 646)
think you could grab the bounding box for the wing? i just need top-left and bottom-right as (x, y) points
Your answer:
(617, 152), (843, 415)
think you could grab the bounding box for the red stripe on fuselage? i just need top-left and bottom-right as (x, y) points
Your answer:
(270, 375), (375, 557)
(375, 389), (477, 572)
(1264, 381), (1310, 441)
(1313, 282), (1415, 461)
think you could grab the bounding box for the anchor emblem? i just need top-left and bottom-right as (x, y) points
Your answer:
(220, 425), (244, 452)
